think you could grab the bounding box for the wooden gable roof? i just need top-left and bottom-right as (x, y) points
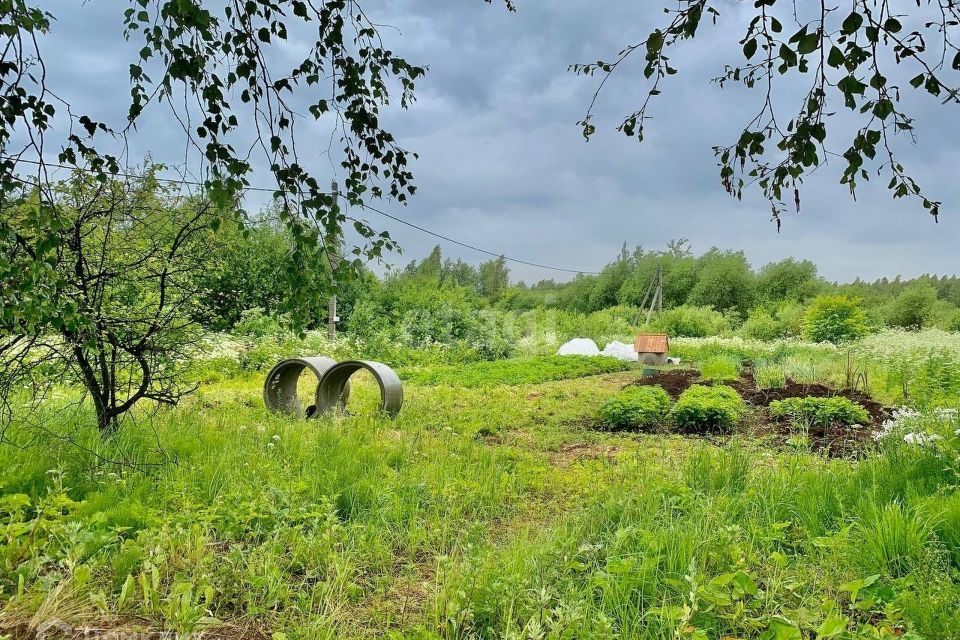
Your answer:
(634, 333), (669, 354)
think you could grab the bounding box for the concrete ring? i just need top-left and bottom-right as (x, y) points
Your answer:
(315, 360), (403, 418)
(263, 356), (350, 418)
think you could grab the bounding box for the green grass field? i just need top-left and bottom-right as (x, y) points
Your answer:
(2, 340), (960, 639)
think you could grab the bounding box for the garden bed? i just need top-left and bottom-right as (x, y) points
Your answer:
(625, 367), (893, 456)
(627, 368), (701, 398)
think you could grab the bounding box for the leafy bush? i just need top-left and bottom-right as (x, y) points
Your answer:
(403, 355), (631, 387)
(775, 302), (807, 337)
(597, 385), (672, 430)
(649, 305), (730, 338)
(769, 396), (870, 426)
(943, 309), (960, 332)
(886, 283), (939, 330)
(740, 309), (784, 341)
(670, 385), (745, 433)
(699, 355), (741, 382)
(803, 295), (870, 344)
(233, 307), (285, 338)
(755, 258), (820, 304)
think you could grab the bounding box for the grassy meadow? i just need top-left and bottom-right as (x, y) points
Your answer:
(2, 330), (960, 639)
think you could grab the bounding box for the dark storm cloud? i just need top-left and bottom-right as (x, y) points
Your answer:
(35, 1), (960, 283)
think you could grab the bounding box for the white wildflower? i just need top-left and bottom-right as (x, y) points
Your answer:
(903, 432), (943, 446)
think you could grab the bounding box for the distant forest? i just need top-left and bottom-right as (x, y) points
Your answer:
(204, 220), (960, 336)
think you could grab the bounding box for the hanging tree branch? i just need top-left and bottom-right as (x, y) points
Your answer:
(570, 0), (960, 226)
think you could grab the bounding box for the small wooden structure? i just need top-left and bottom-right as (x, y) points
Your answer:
(634, 333), (669, 365)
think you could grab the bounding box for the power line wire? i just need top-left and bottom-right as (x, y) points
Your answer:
(3, 155), (601, 275)
(357, 202), (600, 275)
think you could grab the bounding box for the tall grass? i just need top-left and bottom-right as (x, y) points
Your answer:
(4, 331), (960, 638)
(854, 503), (935, 578)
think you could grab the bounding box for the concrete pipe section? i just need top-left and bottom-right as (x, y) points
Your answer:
(315, 360), (403, 418)
(263, 356), (350, 418)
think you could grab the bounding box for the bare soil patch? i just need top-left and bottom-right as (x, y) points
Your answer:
(550, 441), (621, 466)
(626, 369), (700, 398)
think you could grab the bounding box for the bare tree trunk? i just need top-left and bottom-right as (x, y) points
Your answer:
(71, 344), (117, 435)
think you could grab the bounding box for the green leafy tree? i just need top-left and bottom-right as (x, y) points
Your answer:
(618, 250), (699, 309)
(756, 258), (820, 304)
(688, 249), (755, 313)
(408, 246), (445, 280)
(803, 295), (870, 343)
(442, 258), (482, 290)
(586, 244), (634, 312)
(559, 274), (603, 314)
(478, 256), (510, 301)
(197, 218), (300, 330)
(1, 169), (217, 433)
(885, 282), (939, 329)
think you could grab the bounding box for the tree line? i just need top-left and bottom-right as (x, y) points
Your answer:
(492, 241), (960, 333)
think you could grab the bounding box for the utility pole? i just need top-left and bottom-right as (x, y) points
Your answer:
(644, 266), (664, 326)
(632, 265), (665, 327)
(327, 180), (339, 340)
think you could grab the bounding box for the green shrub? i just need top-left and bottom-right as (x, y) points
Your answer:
(769, 396), (870, 426)
(233, 307), (286, 338)
(803, 295), (870, 344)
(649, 305), (730, 338)
(670, 385), (745, 433)
(775, 302), (807, 337)
(552, 306), (636, 346)
(699, 355), (741, 382)
(348, 269), (516, 361)
(886, 283), (939, 330)
(740, 310), (784, 341)
(597, 385), (672, 430)
(943, 309), (960, 332)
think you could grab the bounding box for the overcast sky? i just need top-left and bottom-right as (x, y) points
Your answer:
(36, 0), (960, 283)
